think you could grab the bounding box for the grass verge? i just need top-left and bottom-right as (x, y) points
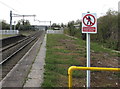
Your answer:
(42, 34), (119, 87)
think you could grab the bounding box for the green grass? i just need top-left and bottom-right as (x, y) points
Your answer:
(42, 34), (86, 87)
(42, 34), (119, 87)
(43, 69), (58, 87)
(91, 42), (111, 53)
(1, 34), (17, 39)
(0, 30), (37, 39)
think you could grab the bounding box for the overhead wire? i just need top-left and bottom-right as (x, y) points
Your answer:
(0, 1), (37, 25)
(0, 0), (19, 12)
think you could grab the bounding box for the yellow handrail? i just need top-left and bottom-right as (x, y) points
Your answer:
(68, 66), (120, 87)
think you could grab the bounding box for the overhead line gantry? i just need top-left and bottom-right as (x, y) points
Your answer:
(10, 11), (36, 30)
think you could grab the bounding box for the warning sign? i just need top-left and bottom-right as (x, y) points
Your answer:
(82, 13), (97, 33)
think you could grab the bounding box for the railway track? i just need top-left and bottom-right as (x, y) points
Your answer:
(1, 30), (45, 79)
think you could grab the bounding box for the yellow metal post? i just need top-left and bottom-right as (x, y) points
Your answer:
(68, 72), (72, 88)
(68, 66), (120, 88)
(68, 66), (74, 88)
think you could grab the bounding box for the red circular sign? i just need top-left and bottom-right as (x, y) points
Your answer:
(83, 14), (96, 26)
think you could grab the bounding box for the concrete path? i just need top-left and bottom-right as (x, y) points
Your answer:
(23, 34), (46, 87)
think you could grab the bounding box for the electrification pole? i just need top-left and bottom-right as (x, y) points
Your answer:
(10, 11), (12, 30)
(10, 11), (36, 30)
(14, 21), (16, 30)
(50, 21), (51, 30)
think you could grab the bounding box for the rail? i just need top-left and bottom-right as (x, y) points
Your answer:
(0, 31), (43, 65)
(68, 66), (120, 88)
(0, 36), (36, 65)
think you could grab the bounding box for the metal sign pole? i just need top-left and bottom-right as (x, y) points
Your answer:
(82, 12), (97, 88)
(86, 33), (90, 88)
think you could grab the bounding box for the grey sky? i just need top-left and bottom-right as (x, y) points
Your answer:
(0, 0), (119, 25)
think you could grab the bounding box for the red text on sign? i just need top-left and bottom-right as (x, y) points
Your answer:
(83, 27), (96, 32)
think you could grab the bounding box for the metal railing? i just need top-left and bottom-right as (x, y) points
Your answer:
(68, 66), (120, 88)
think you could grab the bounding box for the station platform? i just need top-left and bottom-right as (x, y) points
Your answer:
(24, 34), (46, 87)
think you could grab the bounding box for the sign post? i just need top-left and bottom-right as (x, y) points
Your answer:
(86, 33), (90, 88)
(82, 13), (97, 88)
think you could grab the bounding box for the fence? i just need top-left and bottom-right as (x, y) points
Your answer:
(47, 30), (63, 34)
(0, 30), (19, 34)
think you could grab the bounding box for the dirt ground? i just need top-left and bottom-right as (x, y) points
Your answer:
(59, 38), (119, 87)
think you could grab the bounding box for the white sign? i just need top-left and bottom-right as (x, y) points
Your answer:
(82, 13), (97, 33)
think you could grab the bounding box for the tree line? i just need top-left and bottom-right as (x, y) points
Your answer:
(0, 19), (31, 30)
(65, 10), (119, 51)
(0, 20), (65, 30)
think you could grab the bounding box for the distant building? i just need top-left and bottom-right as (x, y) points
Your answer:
(74, 24), (80, 29)
(30, 25), (48, 30)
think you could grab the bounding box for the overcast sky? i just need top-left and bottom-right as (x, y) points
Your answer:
(0, 0), (119, 25)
